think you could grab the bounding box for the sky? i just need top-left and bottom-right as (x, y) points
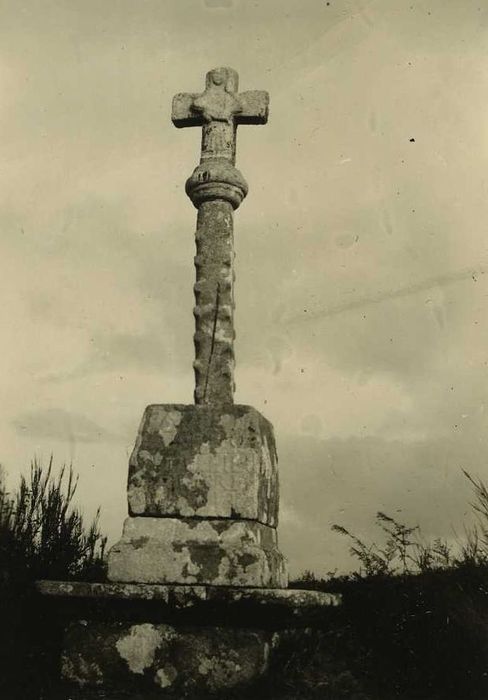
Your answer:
(1, 0), (488, 576)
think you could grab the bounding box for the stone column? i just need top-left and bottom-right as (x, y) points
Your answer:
(187, 152), (248, 405)
(193, 199), (235, 406)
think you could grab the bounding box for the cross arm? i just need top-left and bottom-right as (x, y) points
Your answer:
(235, 90), (269, 125)
(172, 89), (269, 128)
(172, 92), (204, 128)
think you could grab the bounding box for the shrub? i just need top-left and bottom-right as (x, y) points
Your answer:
(0, 457), (107, 699)
(290, 470), (488, 699)
(0, 457), (106, 584)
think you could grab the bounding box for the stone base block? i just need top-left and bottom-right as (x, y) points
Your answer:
(62, 620), (272, 697)
(127, 404), (279, 526)
(37, 580), (342, 699)
(107, 517), (288, 588)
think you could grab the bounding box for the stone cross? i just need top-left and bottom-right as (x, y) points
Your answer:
(172, 67), (269, 405)
(36, 66), (336, 700)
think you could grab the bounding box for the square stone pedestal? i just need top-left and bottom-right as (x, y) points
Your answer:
(127, 404), (279, 525)
(37, 580), (341, 699)
(107, 404), (288, 589)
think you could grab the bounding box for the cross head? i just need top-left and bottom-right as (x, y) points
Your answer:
(172, 67), (269, 164)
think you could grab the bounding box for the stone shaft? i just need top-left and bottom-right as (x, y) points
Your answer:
(193, 201), (235, 405)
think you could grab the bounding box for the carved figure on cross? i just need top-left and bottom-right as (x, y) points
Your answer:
(172, 67), (269, 164)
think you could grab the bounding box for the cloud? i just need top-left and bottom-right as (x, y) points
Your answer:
(278, 432), (485, 577)
(43, 331), (171, 383)
(12, 409), (118, 444)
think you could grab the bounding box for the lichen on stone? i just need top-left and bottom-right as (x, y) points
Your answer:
(115, 623), (163, 674)
(127, 404), (279, 524)
(147, 407), (183, 446)
(155, 664), (178, 688)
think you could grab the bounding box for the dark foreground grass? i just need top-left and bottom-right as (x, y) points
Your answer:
(2, 464), (488, 699)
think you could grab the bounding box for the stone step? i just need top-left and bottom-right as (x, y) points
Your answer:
(107, 516), (288, 588)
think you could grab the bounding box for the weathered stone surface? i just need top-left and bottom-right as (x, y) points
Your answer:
(128, 404), (279, 526)
(37, 581), (340, 700)
(173, 67), (269, 404)
(37, 579), (341, 615)
(192, 199), (236, 404)
(62, 620), (273, 696)
(107, 517), (288, 588)
(172, 67), (269, 166)
(187, 162), (248, 210)
(37, 581), (342, 696)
